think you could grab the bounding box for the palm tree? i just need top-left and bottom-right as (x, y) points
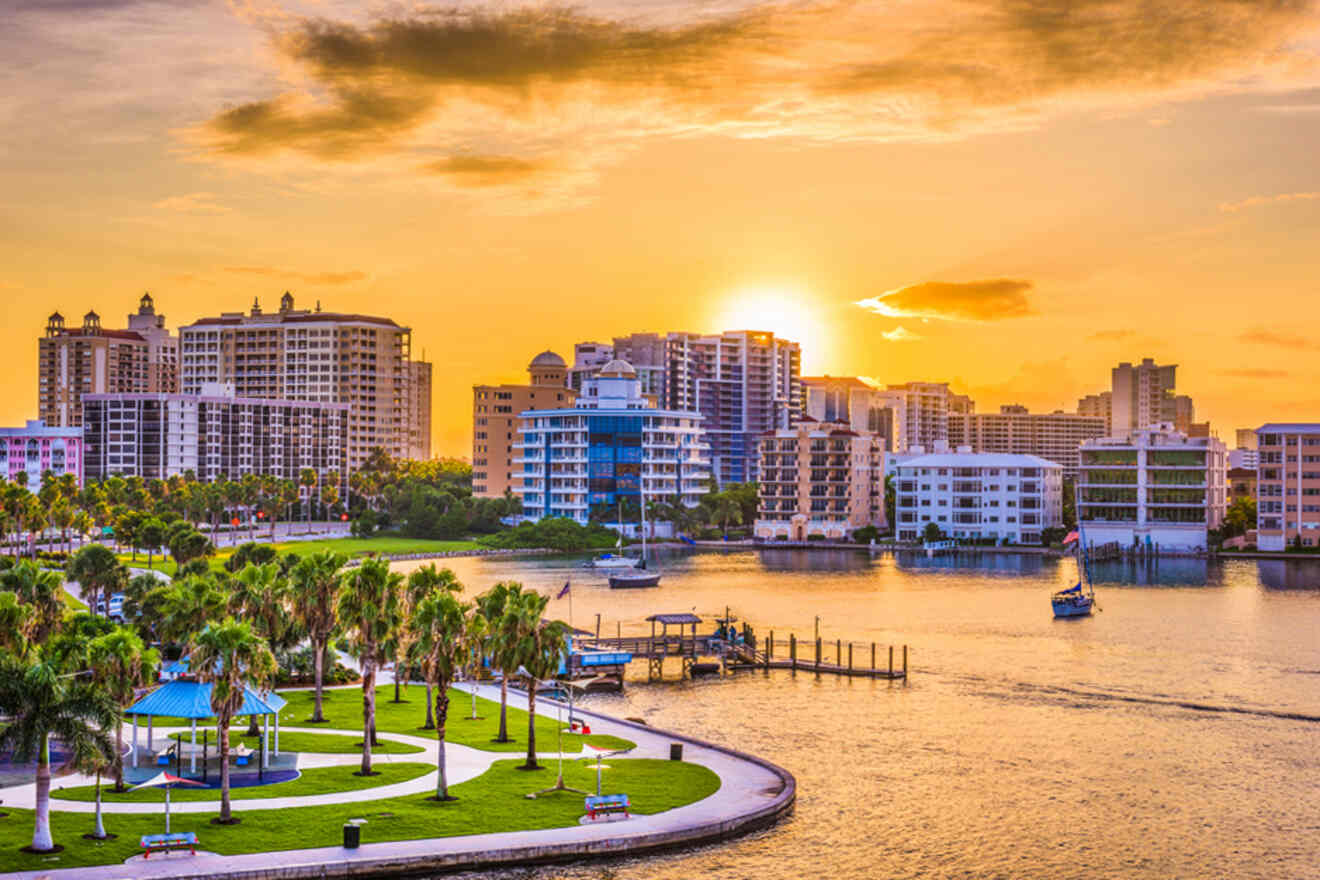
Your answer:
(138, 517), (166, 570)
(413, 590), (475, 800)
(289, 551), (348, 724)
(476, 581), (521, 743)
(229, 562), (290, 736)
(336, 558), (402, 775)
(402, 565), (462, 725)
(67, 543), (125, 621)
(189, 618), (277, 824)
(88, 628), (159, 790)
(299, 468), (317, 530)
(0, 655), (118, 852)
(710, 492), (743, 537)
(1, 561), (64, 644)
(509, 597), (568, 771)
(157, 575), (227, 646)
(0, 591), (31, 657)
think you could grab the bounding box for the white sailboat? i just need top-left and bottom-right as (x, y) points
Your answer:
(592, 501), (640, 569)
(609, 493), (661, 588)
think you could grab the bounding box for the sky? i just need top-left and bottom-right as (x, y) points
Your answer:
(3, 0), (1319, 457)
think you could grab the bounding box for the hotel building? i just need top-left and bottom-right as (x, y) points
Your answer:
(754, 418), (886, 541)
(513, 360), (709, 524)
(801, 376), (907, 452)
(179, 293), (429, 469)
(472, 351), (577, 498)
(0, 420), (85, 489)
(38, 295), (179, 428)
(1078, 425), (1226, 552)
(83, 384), (347, 484)
(1255, 424), (1320, 550)
(947, 405), (1107, 477)
(893, 451), (1063, 544)
(885, 382), (974, 452)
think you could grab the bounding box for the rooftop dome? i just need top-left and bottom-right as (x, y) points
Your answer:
(597, 358), (636, 378)
(529, 350), (566, 369)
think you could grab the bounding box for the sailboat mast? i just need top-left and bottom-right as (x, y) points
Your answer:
(1074, 480), (1094, 595)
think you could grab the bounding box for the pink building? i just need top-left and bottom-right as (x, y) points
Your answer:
(0, 420), (84, 489)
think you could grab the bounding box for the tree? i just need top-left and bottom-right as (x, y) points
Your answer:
(0, 591), (30, 658)
(88, 628), (159, 790)
(157, 575), (227, 646)
(299, 468), (318, 528)
(0, 655), (118, 852)
(67, 544), (125, 621)
(336, 558), (402, 775)
(413, 590), (474, 800)
(289, 551), (348, 724)
(508, 595), (567, 771)
(709, 492), (743, 537)
(188, 618), (277, 824)
(923, 522), (945, 543)
(395, 565), (462, 709)
(1, 561), (64, 644)
(477, 581), (521, 743)
(138, 517), (167, 570)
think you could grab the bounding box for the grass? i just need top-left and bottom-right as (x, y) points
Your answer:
(274, 686), (635, 754)
(114, 535), (486, 577)
(165, 729), (425, 755)
(59, 587), (85, 611)
(0, 758), (720, 871)
(50, 762), (433, 803)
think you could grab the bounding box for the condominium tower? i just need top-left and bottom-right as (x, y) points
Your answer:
(885, 382), (974, 451)
(948, 405), (1106, 477)
(179, 293), (430, 468)
(800, 376), (906, 452)
(38, 294), (179, 428)
(472, 351), (577, 498)
(892, 451), (1063, 544)
(1255, 424), (1320, 550)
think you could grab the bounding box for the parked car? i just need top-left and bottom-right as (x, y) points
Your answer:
(95, 592), (126, 621)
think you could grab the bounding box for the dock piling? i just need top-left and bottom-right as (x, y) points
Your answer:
(903, 644), (908, 681)
(871, 642), (876, 671)
(888, 645), (894, 678)
(790, 634), (797, 672)
(815, 637), (821, 672)
(848, 642), (853, 673)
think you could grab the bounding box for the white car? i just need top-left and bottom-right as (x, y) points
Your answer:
(95, 592), (126, 621)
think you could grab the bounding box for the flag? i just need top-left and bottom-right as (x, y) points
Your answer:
(556, 581), (571, 600)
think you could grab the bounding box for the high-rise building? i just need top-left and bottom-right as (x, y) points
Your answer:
(800, 376), (906, 452)
(0, 420), (84, 489)
(1109, 358), (1183, 432)
(38, 299), (178, 428)
(568, 342), (614, 393)
(1235, 428), (1258, 450)
(1078, 391), (1113, 433)
(179, 293), (428, 469)
(1255, 424), (1320, 550)
(1078, 424), (1226, 551)
(83, 384), (347, 484)
(513, 359), (709, 524)
(407, 359), (433, 460)
(754, 418), (886, 541)
(885, 382), (974, 451)
(947, 405), (1106, 477)
(472, 351), (576, 498)
(892, 451), (1063, 544)
(1173, 394), (1196, 434)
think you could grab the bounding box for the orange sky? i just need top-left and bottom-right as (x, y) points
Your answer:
(3, 0), (1320, 457)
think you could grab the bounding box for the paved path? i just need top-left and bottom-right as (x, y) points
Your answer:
(2, 684), (794, 880)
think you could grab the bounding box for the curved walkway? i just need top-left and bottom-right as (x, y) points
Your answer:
(4, 684), (795, 880)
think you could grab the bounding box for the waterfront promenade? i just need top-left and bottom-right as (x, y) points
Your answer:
(2, 684), (794, 880)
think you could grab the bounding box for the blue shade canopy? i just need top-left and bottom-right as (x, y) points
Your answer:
(126, 680), (285, 719)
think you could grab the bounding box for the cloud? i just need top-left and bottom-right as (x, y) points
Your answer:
(856, 279), (1035, 322)
(1087, 329), (1135, 342)
(189, 0), (1320, 176)
(881, 326), (923, 342)
(422, 155), (552, 187)
(1219, 191), (1320, 213)
(153, 192), (231, 215)
(1219, 368), (1290, 379)
(223, 266), (368, 285)
(1239, 327), (1320, 351)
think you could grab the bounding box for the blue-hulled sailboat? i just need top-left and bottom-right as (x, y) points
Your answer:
(1052, 490), (1096, 618)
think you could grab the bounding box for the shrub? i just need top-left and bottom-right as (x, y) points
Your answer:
(852, 526), (880, 544)
(479, 517), (619, 552)
(806, 533), (827, 542)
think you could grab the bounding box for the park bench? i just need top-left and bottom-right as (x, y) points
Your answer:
(140, 831), (198, 858)
(584, 794), (630, 820)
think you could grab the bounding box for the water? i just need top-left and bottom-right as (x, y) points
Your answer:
(402, 549), (1320, 880)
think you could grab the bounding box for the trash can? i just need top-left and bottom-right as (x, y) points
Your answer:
(669, 743), (683, 761)
(343, 823), (360, 849)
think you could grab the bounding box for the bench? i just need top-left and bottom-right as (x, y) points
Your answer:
(140, 831), (198, 858)
(584, 794), (630, 820)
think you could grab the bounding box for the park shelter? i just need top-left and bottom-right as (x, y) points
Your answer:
(125, 680), (286, 772)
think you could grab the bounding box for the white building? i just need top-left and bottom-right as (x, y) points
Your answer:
(893, 451), (1062, 544)
(1078, 425), (1226, 552)
(514, 360), (710, 526)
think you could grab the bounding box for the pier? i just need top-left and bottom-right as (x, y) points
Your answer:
(579, 613), (908, 682)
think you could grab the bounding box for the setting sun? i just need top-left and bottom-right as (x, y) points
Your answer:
(710, 286), (830, 372)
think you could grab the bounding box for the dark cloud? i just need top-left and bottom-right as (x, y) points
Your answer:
(223, 266), (368, 285)
(422, 155), (551, 187)
(856, 279), (1035, 321)
(197, 0), (1320, 163)
(1239, 328), (1320, 350)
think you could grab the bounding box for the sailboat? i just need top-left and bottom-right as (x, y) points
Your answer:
(609, 493), (661, 588)
(1052, 486), (1096, 618)
(592, 501), (640, 569)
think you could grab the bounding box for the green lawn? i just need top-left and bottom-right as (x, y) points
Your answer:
(275, 686), (635, 754)
(51, 762), (433, 803)
(115, 535), (485, 577)
(59, 587), (86, 611)
(165, 729), (425, 755)
(0, 758), (720, 871)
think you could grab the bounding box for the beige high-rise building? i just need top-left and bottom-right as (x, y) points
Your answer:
(1255, 424), (1320, 550)
(947, 405), (1106, 477)
(407, 360), (433, 460)
(472, 351), (577, 498)
(885, 381), (974, 451)
(1078, 391), (1113, 433)
(801, 376), (906, 452)
(1110, 358), (1181, 432)
(39, 299), (178, 428)
(179, 293), (428, 469)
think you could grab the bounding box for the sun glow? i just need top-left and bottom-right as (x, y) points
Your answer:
(711, 285), (829, 371)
